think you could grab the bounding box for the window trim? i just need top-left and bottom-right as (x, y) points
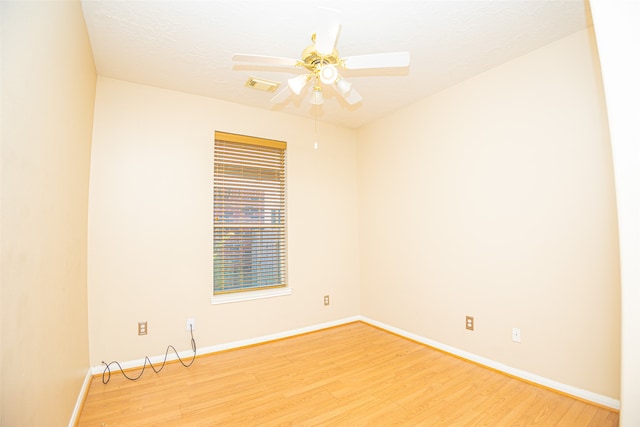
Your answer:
(210, 287), (292, 305)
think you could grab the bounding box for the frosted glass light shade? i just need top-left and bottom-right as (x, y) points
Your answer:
(335, 77), (352, 96)
(319, 65), (338, 84)
(288, 74), (309, 95)
(310, 88), (324, 105)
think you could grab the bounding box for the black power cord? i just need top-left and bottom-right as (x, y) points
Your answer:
(101, 324), (196, 384)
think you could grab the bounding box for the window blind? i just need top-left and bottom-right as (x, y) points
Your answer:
(213, 132), (287, 294)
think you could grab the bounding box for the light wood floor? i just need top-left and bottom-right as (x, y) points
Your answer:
(78, 321), (618, 426)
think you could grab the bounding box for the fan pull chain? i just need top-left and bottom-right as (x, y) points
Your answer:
(314, 114), (319, 150)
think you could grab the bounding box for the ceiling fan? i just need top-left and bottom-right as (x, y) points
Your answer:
(232, 8), (410, 106)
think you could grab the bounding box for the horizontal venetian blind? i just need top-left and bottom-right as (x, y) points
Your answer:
(213, 132), (287, 294)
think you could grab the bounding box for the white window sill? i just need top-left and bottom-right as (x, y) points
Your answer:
(211, 287), (292, 305)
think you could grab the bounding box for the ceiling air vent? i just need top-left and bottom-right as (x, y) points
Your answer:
(245, 77), (280, 92)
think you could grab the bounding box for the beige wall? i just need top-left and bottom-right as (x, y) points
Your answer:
(0, 1), (4, 416)
(87, 77), (360, 365)
(590, 1), (640, 424)
(0, 2), (3, 417)
(0, 2), (624, 421)
(1, 1), (96, 425)
(357, 28), (621, 399)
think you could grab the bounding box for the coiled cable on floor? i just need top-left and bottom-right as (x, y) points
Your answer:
(101, 324), (196, 384)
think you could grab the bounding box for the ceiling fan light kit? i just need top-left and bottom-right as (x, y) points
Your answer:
(232, 7), (410, 109)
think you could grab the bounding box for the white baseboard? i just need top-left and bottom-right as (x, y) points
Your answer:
(358, 316), (620, 411)
(88, 314), (619, 411)
(196, 316), (363, 356)
(69, 368), (92, 427)
(90, 316), (361, 376)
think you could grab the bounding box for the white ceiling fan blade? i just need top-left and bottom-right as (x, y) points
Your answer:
(342, 52), (410, 70)
(315, 7), (342, 55)
(270, 87), (292, 104)
(232, 54), (299, 67)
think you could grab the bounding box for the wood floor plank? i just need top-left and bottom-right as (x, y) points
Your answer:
(77, 321), (619, 426)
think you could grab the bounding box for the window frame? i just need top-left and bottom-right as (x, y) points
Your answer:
(211, 131), (290, 304)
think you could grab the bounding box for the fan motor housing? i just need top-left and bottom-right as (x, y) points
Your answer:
(301, 43), (339, 72)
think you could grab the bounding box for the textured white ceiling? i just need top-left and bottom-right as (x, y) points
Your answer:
(81, 0), (592, 129)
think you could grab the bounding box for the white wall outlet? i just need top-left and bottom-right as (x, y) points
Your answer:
(186, 318), (196, 331)
(324, 295), (330, 306)
(512, 327), (521, 343)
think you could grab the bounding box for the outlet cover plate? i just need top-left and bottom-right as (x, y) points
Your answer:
(138, 321), (148, 335)
(512, 327), (521, 343)
(465, 316), (474, 331)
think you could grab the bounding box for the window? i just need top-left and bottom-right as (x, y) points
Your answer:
(213, 131), (287, 302)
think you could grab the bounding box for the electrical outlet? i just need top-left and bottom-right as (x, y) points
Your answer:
(186, 318), (196, 331)
(138, 321), (148, 335)
(512, 327), (521, 343)
(324, 295), (330, 306)
(465, 316), (474, 331)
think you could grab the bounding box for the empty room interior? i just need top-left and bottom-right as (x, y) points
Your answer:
(1, 0), (639, 426)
